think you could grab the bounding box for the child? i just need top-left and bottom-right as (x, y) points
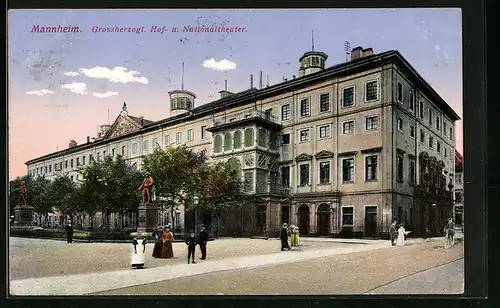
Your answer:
(185, 231), (197, 264)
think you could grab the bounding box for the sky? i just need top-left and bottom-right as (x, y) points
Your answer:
(7, 9), (463, 180)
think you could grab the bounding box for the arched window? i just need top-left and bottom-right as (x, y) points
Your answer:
(213, 135), (222, 153)
(258, 128), (268, 147)
(244, 128), (255, 147)
(233, 130), (242, 149)
(224, 133), (232, 151)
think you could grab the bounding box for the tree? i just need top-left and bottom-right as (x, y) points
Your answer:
(49, 175), (77, 223)
(77, 157), (107, 230)
(195, 160), (244, 237)
(143, 146), (207, 232)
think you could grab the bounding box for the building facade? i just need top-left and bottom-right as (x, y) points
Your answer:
(454, 150), (464, 228)
(25, 46), (460, 238)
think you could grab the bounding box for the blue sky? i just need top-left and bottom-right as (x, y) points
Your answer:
(8, 9), (462, 179)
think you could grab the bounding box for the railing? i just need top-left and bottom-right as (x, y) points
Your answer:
(211, 109), (281, 127)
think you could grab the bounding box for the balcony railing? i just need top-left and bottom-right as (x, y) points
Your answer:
(211, 109), (281, 127)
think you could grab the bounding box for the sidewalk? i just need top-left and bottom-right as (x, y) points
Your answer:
(10, 241), (390, 296)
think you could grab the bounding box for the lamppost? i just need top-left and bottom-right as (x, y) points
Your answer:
(193, 196), (199, 233)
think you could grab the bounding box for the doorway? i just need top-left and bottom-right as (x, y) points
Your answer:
(281, 206), (290, 226)
(364, 206), (377, 237)
(297, 204), (310, 235)
(255, 204), (267, 236)
(317, 203), (330, 236)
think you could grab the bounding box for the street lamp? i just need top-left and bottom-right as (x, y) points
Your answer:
(193, 196), (199, 232)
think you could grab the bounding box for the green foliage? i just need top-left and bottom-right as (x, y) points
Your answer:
(49, 175), (78, 216)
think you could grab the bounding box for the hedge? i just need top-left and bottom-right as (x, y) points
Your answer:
(10, 229), (132, 241)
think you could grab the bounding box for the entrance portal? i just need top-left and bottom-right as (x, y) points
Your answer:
(297, 204), (310, 235)
(317, 203), (330, 236)
(364, 206), (377, 237)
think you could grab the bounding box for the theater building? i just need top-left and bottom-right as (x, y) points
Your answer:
(25, 45), (460, 238)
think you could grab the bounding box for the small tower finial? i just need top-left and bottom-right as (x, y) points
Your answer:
(181, 62), (185, 91)
(312, 30), (315, 52)
(121, 102), (128, 116)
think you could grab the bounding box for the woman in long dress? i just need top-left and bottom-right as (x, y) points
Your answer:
(152, 227), (163, 258)
(161, 227), (174, 258)
(131, 237), (147, 268)
(288, 225), (296, 247)
(396, 225), (410, 246)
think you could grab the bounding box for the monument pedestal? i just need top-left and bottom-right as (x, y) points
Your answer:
(134, 202), (158, 237)
(11, 205), (35, 231)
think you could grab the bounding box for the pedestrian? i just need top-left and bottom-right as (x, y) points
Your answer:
(152, 226), (163, 258)
(280, 223), (291, 251)
(396, 223), (410, 246)
(131, 237), (147, 269)
(389, 220), (397, 246)
(198, 224), (209, 260)
(444, 218), (455, 248)
(185, 231), (197, 264)
(161, 227), (174, 258)
(65, 220), (74, 243)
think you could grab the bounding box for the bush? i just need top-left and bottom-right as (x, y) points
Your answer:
(10, 229), (131, 241)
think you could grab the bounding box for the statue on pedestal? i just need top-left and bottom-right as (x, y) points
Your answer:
(13, 181), (27, 205)
(139, 172), (154, 204)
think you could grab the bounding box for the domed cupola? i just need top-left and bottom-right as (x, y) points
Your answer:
(169, 62), (196, 117)
(298, 31), (328, 77)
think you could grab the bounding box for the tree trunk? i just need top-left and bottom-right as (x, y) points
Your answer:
(90, 213), (94, 231)
(106, 212), (110, 232)
(171, 208), (175, 233)
(121, 211), (125, 230)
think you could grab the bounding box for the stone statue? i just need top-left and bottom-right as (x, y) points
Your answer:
(139, 172), (154, 204)
(13, 181), (27, 206)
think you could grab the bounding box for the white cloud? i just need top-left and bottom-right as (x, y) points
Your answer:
(62, 71), (80, 76)
(25, 89), (55, 96)
(93, 91), (119, 99)
(62, 66), (149, 84)
(201, 58), (236, 71)
(61, 82), (87, 95)
(434, 45), (455, 65)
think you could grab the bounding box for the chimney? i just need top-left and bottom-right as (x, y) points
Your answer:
(292, 75), (296, 79)
(219, 90), (234, 99)
(351, 46), (363, 61)
(266, 74), (269, 87)
(259, 71), (263, 89)
(68, 140), (77, 148)
(362, 47), (374, 57)
(87, 136), (90, 143)
(250, 74), (254, 88)
(224, 80), (228, 91)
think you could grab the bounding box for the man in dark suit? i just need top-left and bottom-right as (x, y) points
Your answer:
(198, 224), (209, 260)
(65, 220), (74, 243)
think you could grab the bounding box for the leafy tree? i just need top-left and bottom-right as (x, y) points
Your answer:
(48, 174), (78, 224)
(143, 146), (207, 232)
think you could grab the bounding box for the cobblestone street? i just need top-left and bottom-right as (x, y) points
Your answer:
(9, 237), (463, 295)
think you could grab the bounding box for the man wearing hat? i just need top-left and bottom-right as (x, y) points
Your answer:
(280, 223), (291, 251)
(198, 224), (209, 260)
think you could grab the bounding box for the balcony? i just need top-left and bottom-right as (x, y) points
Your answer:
(207, 109), (282, 132)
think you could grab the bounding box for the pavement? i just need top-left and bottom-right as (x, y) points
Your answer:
(9, 236), (463, 296)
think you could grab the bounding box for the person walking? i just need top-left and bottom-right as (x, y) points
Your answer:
(444, 218), (455, 248)
(65, 220), (74, 244)
(280, 223), (291, 251)
(185, 231), (197, 264)
(198, 224), (209, 260)
(152, 226), (163, 258)
(389, 220), (397, 246)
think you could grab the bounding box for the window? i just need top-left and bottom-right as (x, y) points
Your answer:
(444, 147), (448, 157)
(103, 150), (106, 156)
(342, 121), (354, 135)
(410, 124), (415, 138)
(81, 156), (85, 165)
(342, 207), (354, 226)
(409, 159), (416, 185)
(436, 116), (440, 131)
(213, 135), (222, 153)
(455, 173), (463, 184)
(342, 86), (355, 107)
(152, 138), (158, 149)
(299, 129), (309, 142)
(299, 164), (310, 186)
(342, 157), (355, 183)
(420, 129), (425, 143)
(281, 104), (291, 121)
(224, 133), (232, 151)
(76, 158), (80, 166)
(201, 126), (207, 140)
(437, 141), (441, 153)
(365, 80), (378, 101)
(319, 93), (330, 112)
(281, 166), (290, 187)
(144, 140), (149, 151)
(397, 82), (403, 103)
(409, 91), (415, 112)
(429, 136), (434, 148)
(264, 108), (273, 119)
(70, 159), (74, 168)
(455, 192), (462, 203)
(65, 160), (68, 168)
(397, 154), (404, 182)
(397, 117), (404, 132)
(449, 127), (453, 140)
(281, 133), (290, 145)
(121, 146), (126, 156)
(60, 161), (63, 169)
(176, 132), (182, 145)
(318, 125), (331, 139)
(70, 175), (73, 181)
(111, 148), (115, 156)
(444, 122), (447, 135)
(319, 161), (330, 184)
(365, 116), (378, 131)
(187, 129), (194, 142)
(419, 101), (424, 118)
(234, 130), (242, 149)
(300, 98), (310, 117)
(365, 155), (378, 181)
(96, 153), (100, 160)
(428, 109), (433, 125)
(49, 165), (52, 173)
(132, 143), (137, 154)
